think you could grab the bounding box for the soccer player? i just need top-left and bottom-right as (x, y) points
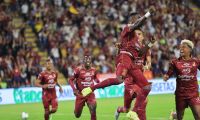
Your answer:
(69, 55), (100, 120)
(163, 39), (200, 120)
(115, 37), (152, 120)
(35, 59), (63, 120)
(82, 7), (156, 120)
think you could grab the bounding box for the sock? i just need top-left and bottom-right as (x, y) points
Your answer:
(117, 106), (128, 113)
(44, 111), (49, 120)
(133, 89), (150, 120)
(91, 110), (96, 120)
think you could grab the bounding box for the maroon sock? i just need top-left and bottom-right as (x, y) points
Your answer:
(91, 78), (121, 91)
(91, 111), (96, 120)
(44, 111), (49, 120)
(133, 89), (150, 120)
(117, 106), (128, 113)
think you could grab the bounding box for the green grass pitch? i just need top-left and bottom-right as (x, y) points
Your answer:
(0, 94), (194, 120)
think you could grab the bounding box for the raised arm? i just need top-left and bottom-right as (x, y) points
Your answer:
(128, 7), (155, 30)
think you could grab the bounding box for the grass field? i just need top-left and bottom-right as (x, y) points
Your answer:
(0, 94), (194, 120)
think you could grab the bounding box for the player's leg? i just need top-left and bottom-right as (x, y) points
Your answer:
(189, 97), (200, 120)
(130, 69), (151, 120)
(175, 96), (187, 120)
(87, 93), (97, 120)
(74, 96), (85, 118)
(81, 54), (131, 97)
(50, 98), (58, 114)
(115, 87), (133, 120)
(82, 63), (128, 96)
(43, 98), (50, 120)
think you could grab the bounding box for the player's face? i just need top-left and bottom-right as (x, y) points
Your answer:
(84, 56), (91, 67)
(180, 43), (191, 57)
(46, 61), (53, 70)
(135, 30), (144, 43)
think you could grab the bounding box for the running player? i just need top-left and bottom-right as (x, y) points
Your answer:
(35, 59), (63, 120)
(163, 39), (200, 120)
(69, 55), (100, 120)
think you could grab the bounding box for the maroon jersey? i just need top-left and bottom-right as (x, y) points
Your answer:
(167, 57), (200, 98)
(69, 66), (99, 91)
(124, 50), (150, 86)
(38, 70), (58, 99)
(120, 26), (144, 58)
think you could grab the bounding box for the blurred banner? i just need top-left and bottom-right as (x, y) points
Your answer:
(0, 77), (199, 105)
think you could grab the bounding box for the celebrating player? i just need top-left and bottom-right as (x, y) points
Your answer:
(82, 7), (156, 120)
(69, 55), (100, 120)
(115, 32), (152, 120)
(35, 59), (63, 120)
(163, 39), (200, 120)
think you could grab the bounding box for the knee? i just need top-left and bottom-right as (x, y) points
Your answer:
(143, 83), (152, 93)
(51, 108), (57, 113)
(74, 111), (81, 118)
(89, 104), (97, 112)
(116, 76), (124, 83)
(45, 109), (49, 115)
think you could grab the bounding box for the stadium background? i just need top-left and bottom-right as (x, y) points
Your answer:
(0, 0), (200, 120)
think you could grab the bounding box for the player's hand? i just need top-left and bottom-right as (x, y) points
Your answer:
(149, 6), (156, 15)
(115, 42), (121, 48)
(73, 89), (80, 96)
(143, 65), (150, 71)
(59, 87), (63, 93)
(163, 74), (169, 81)
(42, 84), (49, 89)
(150, 35), (157, 44)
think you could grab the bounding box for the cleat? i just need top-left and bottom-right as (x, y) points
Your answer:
(81, 87), (92, 97)
(114, 110), (120, 120)
(126, 111), (139, 120)
(169, 110), (177, 120)
(49, 114), (52, 120)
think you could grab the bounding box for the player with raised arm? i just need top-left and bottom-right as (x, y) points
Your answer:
(115, 33), (152, 120)
(82, 7), (156, 120)
(163, 40), (200, 120)
(69, 55), (100, 120)
(35, 58), (63, 120)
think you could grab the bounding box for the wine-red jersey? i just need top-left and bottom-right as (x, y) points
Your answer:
(38, 70), (58, 99)
(166, 57), (200, 98)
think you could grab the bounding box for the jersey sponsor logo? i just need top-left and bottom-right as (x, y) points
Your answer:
(182, 68), (191, 74)
(85, 77), (92, 81)
(178, 75), (194, 81)
(181, 63), (192, 68)
(46, 74), (56, 80)
(81, 81), (93, 86)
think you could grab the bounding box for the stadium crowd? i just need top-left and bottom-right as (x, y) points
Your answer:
(0, 0), (200, 88)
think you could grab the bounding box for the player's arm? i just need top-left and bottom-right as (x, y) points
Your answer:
(34, 74), (49, 88)
(55, 72), (63, 93)
(128, 7), (155, 30)
(69, 69), (80, 96)
(94, 70), (100, 83)
(143, 52), (151, 70)
(163, 60), (175, 81)
(198, 59), (200, 70)
(138, 35), (157, 57)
